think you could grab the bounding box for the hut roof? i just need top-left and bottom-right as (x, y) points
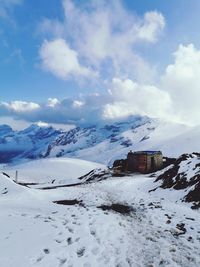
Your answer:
(132, 151), (162, 155)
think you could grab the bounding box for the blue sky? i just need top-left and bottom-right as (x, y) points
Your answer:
(0, 0), (72, 102)
(1, 0), (200, 128)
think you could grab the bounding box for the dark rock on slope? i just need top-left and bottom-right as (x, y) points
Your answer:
(153, 153), (200, 208)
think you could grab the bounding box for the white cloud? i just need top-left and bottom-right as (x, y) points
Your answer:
(38, 0), (165, 82)
(103, 78), (172, 121)
(3, 2), (200, 127)
(47, 98), (60, 107)
(72, 100), (85, 108)
(161, 43), (200, 125)
(102, 43), (200, 126)
(1, 100), (40, 112)
(0, 116), (31, 130)
(137, 11), (165, 43)
(35, 120), (74, 131)
(0, 96), (108, 125)
(3, 43), (200, 127)
(0, 116), (75, 131)
(39, 39), (95, 79)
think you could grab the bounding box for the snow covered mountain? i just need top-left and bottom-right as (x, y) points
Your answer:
(0, 116), (200, 165)
(0, 124), (62, 163)
(1, 118), (200, 267)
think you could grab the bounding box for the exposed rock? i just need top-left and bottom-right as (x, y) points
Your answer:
(152, 153), (200, 208)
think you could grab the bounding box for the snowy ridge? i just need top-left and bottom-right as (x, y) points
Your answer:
(0, 124), (62, 163)
(1, 116), (200, 165)
(1, 157), (105, 185)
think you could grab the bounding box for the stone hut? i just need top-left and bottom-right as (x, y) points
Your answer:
(126, 150), (163, 173)
(113, 150), (163, 174)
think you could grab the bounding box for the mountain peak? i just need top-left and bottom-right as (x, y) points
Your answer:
(0, 124), (13, 135)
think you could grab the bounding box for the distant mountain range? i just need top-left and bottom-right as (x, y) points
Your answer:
(0, 116), (200, 165)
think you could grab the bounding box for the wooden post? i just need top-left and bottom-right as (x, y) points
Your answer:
(15, 170), (18, 183)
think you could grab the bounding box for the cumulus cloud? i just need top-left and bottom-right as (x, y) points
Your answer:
(0, 116), (74, 131)
(0, 96), (110, 126)
(3, 41), (200, 127)
(39, 39), (95, 79)
(3, 42), (200, 127)
(0, 80), (173, 127)
(0, 116), (31, 130)
(161, 43), (200, 125)
(103, 78), (172, 121)
(0, 82), (173, 127)
(137, 11), (165, 43)
(104, 43), (200, 126)
(47, 98), (60, 108)
(1, 101), (40, 113)
(2, 2), (200, 127)
(38, 0), (165, 82)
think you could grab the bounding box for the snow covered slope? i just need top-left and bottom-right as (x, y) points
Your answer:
(0, 124), (62, 163)
(0, 116), (200, 165)
(1, 158), (105, 185)
(152, 153), (200, 209)
(1, 170), (200, 266)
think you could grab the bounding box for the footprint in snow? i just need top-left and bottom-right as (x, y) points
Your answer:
(51, 224), (58, 228)
(67, 227), (74, 233)
(2, 188), (8, 194)
(51, 211), (58, 214)
(34, 214), (41, 219)
(43, 248), (50, 254)
(36, 256), (44, 262)
(67, 237), (72, 245)
(77, 247), (85, 257)
(55, 239), (63, 244)
(58, 258), (67, 266)
(90, 230), (96, 236)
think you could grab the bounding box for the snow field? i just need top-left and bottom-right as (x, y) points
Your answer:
(1, 172), (200, 267)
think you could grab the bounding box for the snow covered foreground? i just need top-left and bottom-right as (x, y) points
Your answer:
(1, 169), (200, 267)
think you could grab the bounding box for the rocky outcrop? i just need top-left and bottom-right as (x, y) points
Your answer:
(153, 153), (200, 208)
